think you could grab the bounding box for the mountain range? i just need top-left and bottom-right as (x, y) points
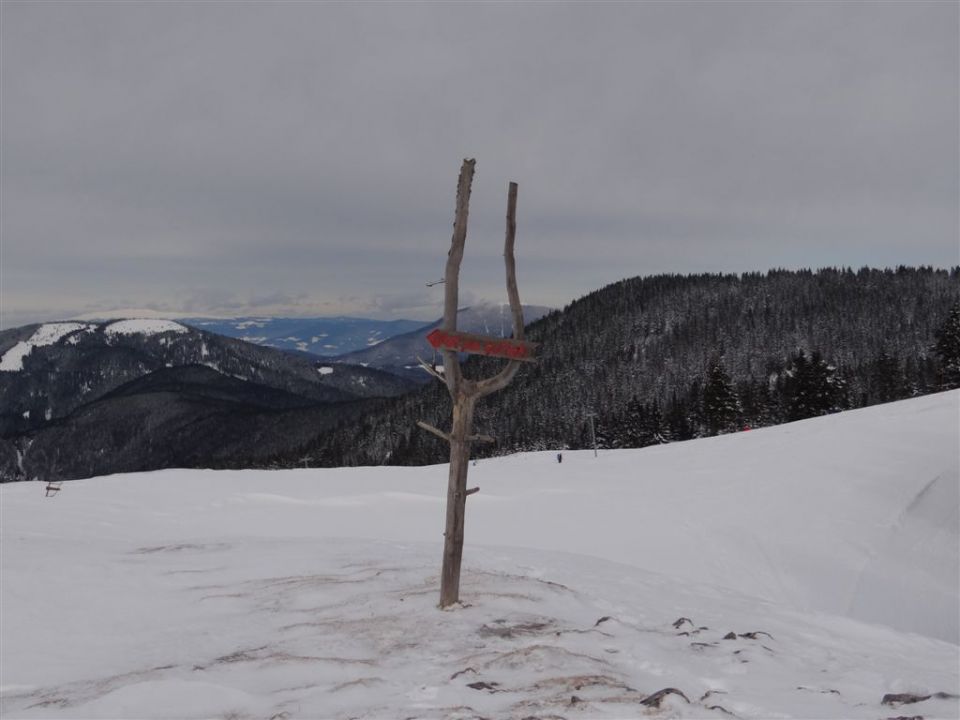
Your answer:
(70, 303), (553, 368)
(0, 319), (412, 481)
(3, 268), (957, 481)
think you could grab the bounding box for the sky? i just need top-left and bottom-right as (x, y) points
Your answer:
(1, 1), (957, 328)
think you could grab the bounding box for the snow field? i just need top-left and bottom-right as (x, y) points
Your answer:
(104, 319), (188, 336)
(1, 391), (958, 718)
(0, 320), (187, 372)
(0, 323), (93, 371)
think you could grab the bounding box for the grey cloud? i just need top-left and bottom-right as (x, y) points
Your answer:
(2, 1), (956, 328)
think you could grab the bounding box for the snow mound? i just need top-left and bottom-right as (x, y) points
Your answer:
(104, 319), (188, 336)
(318, 366), (334, 375)
(0, 323), (92, 371)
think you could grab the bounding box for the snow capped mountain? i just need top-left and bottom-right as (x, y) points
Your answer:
(2, 392), (957, 718)
(0, 323), (90, 371)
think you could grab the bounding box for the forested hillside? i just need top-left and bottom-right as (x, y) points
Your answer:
(302, 267), (959, 467)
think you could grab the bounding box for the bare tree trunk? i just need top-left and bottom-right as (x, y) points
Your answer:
(439, 392), (475, 607)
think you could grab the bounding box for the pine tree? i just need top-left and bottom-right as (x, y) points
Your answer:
(934, 302), (960, 389)
(703, 359), (741, 435)
(639, 399), (670, 445)
(784, 350), (847, 420)
(870, 351), (905, 403)
(665, 392), (694, 441)
(621, 396), (646, 448)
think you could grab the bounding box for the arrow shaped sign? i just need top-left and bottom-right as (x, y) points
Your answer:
(426, 328), (538, 362)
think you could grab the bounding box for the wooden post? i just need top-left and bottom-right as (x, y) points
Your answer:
(588, 413), (598, 457)
(424, 159), (529, 609)
(439, 392), (476, 607)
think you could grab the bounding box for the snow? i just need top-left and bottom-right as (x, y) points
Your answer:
(0, 323), (92, 371)
(318, 366), (334, 375)
(104, 319), (188, 336)
(1, 392), (958, 719)
(0, 340), (33, 372)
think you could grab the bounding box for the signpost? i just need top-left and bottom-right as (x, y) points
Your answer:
(426, 328), (537, 362)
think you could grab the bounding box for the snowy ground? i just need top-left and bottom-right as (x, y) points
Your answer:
(2, 392), (958, 719)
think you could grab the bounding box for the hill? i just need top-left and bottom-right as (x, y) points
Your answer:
(1, 391), (956, 718)
(306, 267), (959, 467)
(0, 320), (415, 481)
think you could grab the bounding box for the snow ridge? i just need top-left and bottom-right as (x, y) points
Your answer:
(104, 319), (188, 336)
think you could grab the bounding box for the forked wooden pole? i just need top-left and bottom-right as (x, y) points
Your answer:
(424, 159), (528, 608)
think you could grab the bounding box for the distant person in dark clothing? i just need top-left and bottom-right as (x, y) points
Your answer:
(557, 453), (563, 464)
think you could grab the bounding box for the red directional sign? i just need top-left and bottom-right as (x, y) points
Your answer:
(426, 328), (538, 362)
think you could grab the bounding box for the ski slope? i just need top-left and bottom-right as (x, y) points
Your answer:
(2, 392), (958, 718)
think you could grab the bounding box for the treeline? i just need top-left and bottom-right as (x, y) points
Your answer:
(289, 267), (959, 468)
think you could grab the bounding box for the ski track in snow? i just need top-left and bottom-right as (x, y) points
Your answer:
(1, 391), (958, 719)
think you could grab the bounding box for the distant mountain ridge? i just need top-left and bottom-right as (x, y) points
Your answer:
(7, 269), (955, 480)
(65, 307), (554, 365)
(0, 319), (415, 481)
(0, 305), (553, 481)
(181, 316), (430, 357)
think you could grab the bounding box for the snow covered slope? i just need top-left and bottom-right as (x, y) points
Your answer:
(2, 392), (958, 718)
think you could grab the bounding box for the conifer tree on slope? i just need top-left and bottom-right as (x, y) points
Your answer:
(703, 359), (741, 435)
(934, 302), (960, 389)
(640, 399), (670, 445)
(870, 351), (905, 403)
(785, 350), (847, 420)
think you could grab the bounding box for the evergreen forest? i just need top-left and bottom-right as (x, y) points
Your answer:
(300, 267), (959, 468)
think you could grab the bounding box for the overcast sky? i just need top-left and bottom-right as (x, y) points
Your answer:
(2, 1), (957, 328)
